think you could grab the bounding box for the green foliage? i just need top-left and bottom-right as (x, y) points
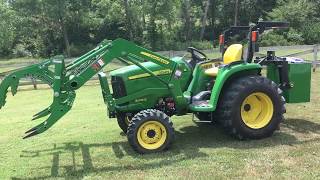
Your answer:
(68, 43), (95, 57)
(0, 0), (320, 58)
(301, 23), (320, 44)
(269, 0), (316, 29)
(266, 0), (319, 46)
(157, 40), (213, 51)
(260, 28), (305, 47)
(0, 2), (17, 56)
(286, 28), (304, 44)
(12, 44), (32, 57)
(260, 32), (291, 46)
(188, 41), (214, 50)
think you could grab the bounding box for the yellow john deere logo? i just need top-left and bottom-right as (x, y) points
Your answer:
(128, 69), (172, 80)
(140, 52), (170, 65)
(201, 62), (214, 69)
(135, 98), (147, 103)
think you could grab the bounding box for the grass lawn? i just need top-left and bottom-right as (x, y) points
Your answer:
(0, 66), (319, 179)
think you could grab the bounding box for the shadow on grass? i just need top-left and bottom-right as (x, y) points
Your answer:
(12, 118), (320, 179)
(282, 118), (320, 134)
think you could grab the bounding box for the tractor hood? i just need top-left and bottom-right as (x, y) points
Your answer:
(110, 57), (191, 81)
(109, 57), (193, 99)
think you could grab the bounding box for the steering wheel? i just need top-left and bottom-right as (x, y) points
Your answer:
(187, 47), (208, 65)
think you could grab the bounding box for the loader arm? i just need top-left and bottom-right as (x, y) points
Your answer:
(0, 38), (184, 139)
(64, 39), (177, 90)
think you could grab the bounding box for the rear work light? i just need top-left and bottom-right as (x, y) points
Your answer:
(219, 34), (225, 45)
(251, 31), (258, 42)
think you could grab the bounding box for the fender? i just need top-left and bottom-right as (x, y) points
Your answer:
(209, 63), (262, 111)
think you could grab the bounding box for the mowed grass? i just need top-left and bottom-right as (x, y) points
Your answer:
(0, 67), (319, 179)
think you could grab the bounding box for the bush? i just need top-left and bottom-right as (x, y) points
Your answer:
(12, 43), (32, 57)
(301, 23), (320, 44)
(68, 43), (95, 57)
(159, 40), (214, 51)
(287, 29), (304, 44)
(260, 32), (292, 47)
(189, 41), (214, 50)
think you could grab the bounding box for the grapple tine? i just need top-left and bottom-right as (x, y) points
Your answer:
(25, 123), (43, 134)
(32, 107), (51, 120)
(24, 111), (68, 139)
(23, 130), (40, 139)
(25, 127), (37, 134)
(24, 120), (48, 138)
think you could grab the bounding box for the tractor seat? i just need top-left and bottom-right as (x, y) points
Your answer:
(205, 44), (243, 77)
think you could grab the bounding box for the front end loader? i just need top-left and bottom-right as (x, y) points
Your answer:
(0, 22), (312, 154)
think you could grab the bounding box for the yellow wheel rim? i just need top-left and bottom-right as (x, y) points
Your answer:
(137, 121), (167, 150)
(241, 92), (274, 129)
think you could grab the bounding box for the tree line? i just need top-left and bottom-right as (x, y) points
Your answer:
(0, 0), (320, 58)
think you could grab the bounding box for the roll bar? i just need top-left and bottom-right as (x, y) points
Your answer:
(219, 21), (289, 63)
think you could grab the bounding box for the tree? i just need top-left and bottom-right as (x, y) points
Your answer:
(0, 2), (17, 56)
(2, 0), (319, 57)
(10, 0), (94, 57)
(269, 0), (318, 44)
(200, 0), (211, 40)
(234, 0), (239, 26)
(182, 0), (192, 41)
(56, 0), (71, 57)
(123, 0), (133, 40)
(269, 0), (316, 29)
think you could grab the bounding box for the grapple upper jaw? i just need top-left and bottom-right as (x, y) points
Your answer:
(0, 64), (43, 109)
(0, 56), (77, 139)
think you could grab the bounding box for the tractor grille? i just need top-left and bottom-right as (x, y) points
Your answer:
(111, 76), (127, 99)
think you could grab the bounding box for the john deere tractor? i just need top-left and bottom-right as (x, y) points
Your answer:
(0, 22), (312, 153)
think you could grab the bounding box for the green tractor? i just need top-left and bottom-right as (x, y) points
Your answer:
(0, 22), (312, 153)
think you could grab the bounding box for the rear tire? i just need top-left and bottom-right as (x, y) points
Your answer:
(127, 109), (175, 154)
(216, 75), (286, 139)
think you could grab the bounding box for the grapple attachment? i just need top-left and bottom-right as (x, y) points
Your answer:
(0, 38), (179, 140)
(0, 56), (76, 139)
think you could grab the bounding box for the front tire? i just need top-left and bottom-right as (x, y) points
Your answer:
(217, 76), (286, 139)
(116, 113), (132, 134)
(127, 109), (175, 154)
